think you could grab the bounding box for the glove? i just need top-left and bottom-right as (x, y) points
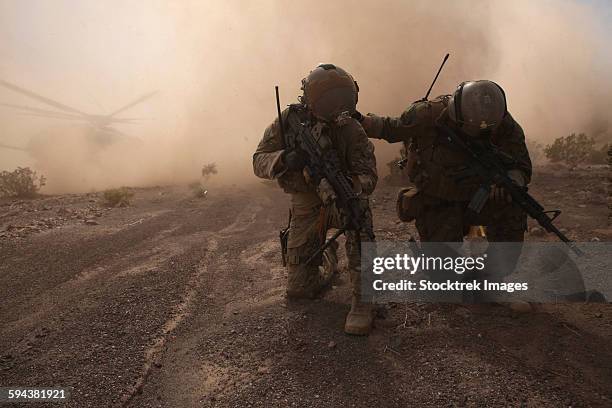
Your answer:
(491, 170), (526, 203)
(282, 148), (307, 172)
(507, 169), (526, 187)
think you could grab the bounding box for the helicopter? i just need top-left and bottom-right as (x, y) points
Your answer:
(0, 78), (156, 152)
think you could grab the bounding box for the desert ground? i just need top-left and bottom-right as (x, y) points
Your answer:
(0, 165), (610, 407)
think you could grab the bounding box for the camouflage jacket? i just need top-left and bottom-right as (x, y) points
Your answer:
(363, 95), (532, 201)
(253, 107), (378, 198)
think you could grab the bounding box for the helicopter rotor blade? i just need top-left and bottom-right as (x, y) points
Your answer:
(108, 91), (157, 118)
(15, 112), (91, 121)
(0, 79), (90, 117)
(0, 102), (86, 120)
(106, 117), (146, 124)
(0, 142), (29, 152)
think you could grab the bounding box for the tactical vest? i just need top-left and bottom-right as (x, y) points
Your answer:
(409, 98), (481, 201)
(277, 113), (352, 195)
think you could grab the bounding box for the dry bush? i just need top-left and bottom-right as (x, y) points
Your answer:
(0, 167), (46, 198)
(189, 162), (217, 198)
(201, 163), (218, 179)
(544, 133), (608, 166)
(102, 187), (134, 207)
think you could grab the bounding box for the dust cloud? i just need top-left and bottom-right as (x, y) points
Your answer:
(0, 0), (609, 193)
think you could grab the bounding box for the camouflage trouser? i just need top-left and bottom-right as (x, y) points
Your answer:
(414, 193), (527, 242)
(286, 192), (372, 299)
(415, 193), (527, 287)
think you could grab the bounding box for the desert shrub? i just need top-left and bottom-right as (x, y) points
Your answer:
(0, 167), (46, 198)
(102, 187), (133, 207)
(201, 163), (218, 179)
(544, 133), (602, 167)
(189, 162), (218, 198)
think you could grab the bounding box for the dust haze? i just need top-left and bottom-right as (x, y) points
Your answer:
(0, 0), (610, 193)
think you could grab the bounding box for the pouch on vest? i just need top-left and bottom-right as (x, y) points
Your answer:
(396, 187), (421, 222)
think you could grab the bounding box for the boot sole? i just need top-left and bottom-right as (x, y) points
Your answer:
(344, 323), (373, 336)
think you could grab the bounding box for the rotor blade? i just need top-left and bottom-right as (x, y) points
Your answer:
(0, 142), (29, 152)
(0, 79), (90, 116)
(106, 117), (146, 124)
(15, 112), (90, 121)
(0, 102), (85, 120)
(108, 91), (157, 117)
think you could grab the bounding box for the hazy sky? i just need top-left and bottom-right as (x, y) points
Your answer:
(0, 0), (610, 191)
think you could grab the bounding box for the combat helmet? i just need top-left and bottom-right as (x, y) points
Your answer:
(300, 64), (359, 122)
(448, 80), (507, 137)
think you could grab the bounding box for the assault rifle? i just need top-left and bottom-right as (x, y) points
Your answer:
(436, 123), (584, 256)
(275, 86), (374, 265)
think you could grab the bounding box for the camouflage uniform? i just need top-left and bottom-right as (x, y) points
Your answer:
(363, 95), (532, 243)
(253, 108), (377, 298)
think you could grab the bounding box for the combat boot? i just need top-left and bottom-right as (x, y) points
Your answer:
(344, 296), (374, 335)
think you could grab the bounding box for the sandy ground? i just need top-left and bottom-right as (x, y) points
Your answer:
(0, 165), (611, 407)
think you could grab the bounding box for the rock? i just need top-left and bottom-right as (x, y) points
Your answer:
(84, 219), (99, 225)
(529, 227), (544, 236)
(559, 228), (569, 234)
(327, 341), (336, 349)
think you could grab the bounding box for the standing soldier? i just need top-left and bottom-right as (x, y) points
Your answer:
(357, 80), (531, 244)
(253, 64), (378, 335)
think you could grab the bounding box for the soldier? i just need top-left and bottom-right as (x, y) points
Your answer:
(253, 64), (378, 335)
(357, 81), (532, 294)
(357, 80), (530, 243)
